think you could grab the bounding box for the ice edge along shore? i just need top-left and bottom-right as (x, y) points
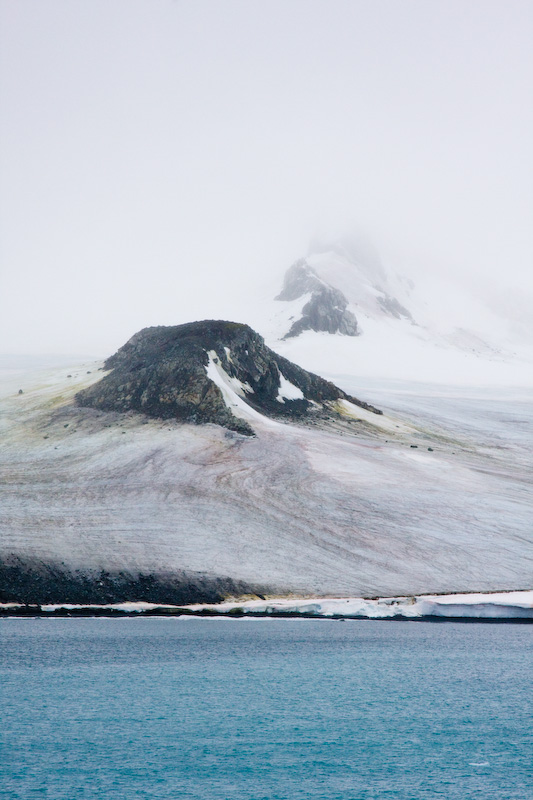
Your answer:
(2, 591), (533, 620)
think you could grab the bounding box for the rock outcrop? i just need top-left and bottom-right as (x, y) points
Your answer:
(0, 556), (266, 606)
(275, 260), (359, 339)
(76, 320), (381, 435)
(377, 293), (413, 321)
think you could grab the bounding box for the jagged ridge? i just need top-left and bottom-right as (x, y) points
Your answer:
(276, 260), (359, 338)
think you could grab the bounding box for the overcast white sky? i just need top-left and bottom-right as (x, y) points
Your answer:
(1, 0), (532, 356)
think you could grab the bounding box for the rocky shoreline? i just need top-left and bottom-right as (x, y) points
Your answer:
(2, 606), (532, 623)
(0, 556), (271, 606)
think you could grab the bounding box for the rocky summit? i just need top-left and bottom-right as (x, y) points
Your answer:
(76, 320), (381, 435)
(275, 259), (359, 338)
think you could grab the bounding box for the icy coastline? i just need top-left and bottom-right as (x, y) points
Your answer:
(187, 591), (533, 620)
(2, 591), (532, 620)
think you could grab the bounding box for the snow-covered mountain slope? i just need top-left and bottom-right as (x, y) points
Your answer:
(1, 359), (531, 601)
(249, 240), (533, 386)
(3, 256), (531, 603)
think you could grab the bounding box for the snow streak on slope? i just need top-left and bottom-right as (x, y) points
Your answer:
(276, 373), (304, 403)
(205, 350), (279, 429)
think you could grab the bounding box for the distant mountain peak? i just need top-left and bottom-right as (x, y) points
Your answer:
(260, 236), (533, 384)
(275, 260), (359, 339)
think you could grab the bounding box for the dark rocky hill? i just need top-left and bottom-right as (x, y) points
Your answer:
(76, 320), (380, 435)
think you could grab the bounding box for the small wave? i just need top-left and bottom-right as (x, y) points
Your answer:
(469, 762), (490, 767)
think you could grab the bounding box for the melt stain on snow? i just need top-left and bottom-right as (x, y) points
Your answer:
(3, 360), (532, 598)
(335, 398), (414, 436)
(276, 372), (304, 404)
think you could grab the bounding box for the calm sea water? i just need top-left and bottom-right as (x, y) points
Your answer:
(1, 618), (532, 800)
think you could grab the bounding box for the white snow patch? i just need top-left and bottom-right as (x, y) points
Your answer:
(206, 351), (253, 396)
(270, 320), (533, 388)
(276, 372), (304, 404)
(259, 293), (313, 341)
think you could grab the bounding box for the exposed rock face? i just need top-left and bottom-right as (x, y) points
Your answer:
(76, 320), (380, 435)
(377, 293), (413, 321)
(0, 556), (266, 605)
(276, 260), (359, 339)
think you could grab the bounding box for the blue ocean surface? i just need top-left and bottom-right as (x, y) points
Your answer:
(1, 618), (532, 799)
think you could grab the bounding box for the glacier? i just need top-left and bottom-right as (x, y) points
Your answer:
(1, 357), (531, 600)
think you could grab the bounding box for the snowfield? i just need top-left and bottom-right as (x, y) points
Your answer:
(245, 243), (533, 387)
(1, 358), (531, 599)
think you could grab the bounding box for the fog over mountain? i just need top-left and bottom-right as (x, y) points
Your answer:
(248, 236), (533, 386)
(1, 0), (532, 359)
